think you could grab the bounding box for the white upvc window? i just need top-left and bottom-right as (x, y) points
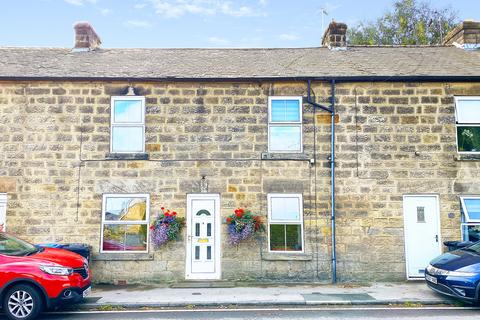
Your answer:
(110, 96), (146, 153)
(460, 196), (480, 242)
(455, 96), (480, 153)
(268, 96), (303, 153)
(0, 194), (6, 232)
(267, 193), (304, 252)
(101, 194), (150, 253)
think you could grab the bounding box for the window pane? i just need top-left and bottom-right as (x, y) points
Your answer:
(112, 126), (144, 152)
(463, 225), (480, 242)
(105, 197), (147, 221)
(285, 224), (302, 251)
(285, 100), (301, 122)
(464, 199), (480, 220)
(269, 126), (301, 152)
(114, 100), (143, 123)
(207, 246), (212, 260)
(271, 100), (300, 122)
(103, 224), (147, 251)
(456, 99), (480, 123)
(457, 126), (480, 152)
(271, 197), (301, 221)
(269, 224), (285, 251)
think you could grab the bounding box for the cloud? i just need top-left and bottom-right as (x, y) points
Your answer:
(148, 0), (263, 18)
(207, 36), (230, 46)
(259, 0), (267, 6)
(64, 0), (97, 5)
(279, 33), (300, 41)
(124, 20), (152, 28)
(100, 8), (112, 15)
(134, 3), (147, 9)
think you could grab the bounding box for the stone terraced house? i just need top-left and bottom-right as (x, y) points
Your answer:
(1, 20), (480, 284)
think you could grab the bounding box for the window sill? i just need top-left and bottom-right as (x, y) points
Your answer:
(262, 252), (312, 261)
(454, 154), (480, 161)
(105, 153), (149, 160)
(92, 253), (154, 261)
(261, 152), (310, 161)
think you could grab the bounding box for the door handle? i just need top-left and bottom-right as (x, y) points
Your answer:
(435, 235), (438, 243)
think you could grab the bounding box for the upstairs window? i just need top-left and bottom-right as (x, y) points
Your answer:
(460, 196), (480, 242)
(268, 97), (303, 153)
(110, 96), (145, 153)
(267, 194), (304, 252)
(455, 97), (480, 153)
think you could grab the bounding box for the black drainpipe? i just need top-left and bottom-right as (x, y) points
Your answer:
(306, 79), (337, 284)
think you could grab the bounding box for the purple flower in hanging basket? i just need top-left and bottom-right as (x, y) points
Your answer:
(151, 223), (169, 247)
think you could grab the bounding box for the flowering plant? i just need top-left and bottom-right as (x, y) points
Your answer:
(150, 207), (185, 248)
(226, 208), (265, 245)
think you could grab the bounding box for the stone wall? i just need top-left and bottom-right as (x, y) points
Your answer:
(0, 80), (479, 283)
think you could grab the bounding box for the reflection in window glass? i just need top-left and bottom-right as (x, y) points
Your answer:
(112, 126), (144, 152)
(269, 224), (285, 251)
(271, 100), (300, 122)
(269, 224), (302, 251)
(457, 127), (480, 152)
(269, 126), (301, 152)
(114, 100), (143, 123)
(105, 197), (147, 221)
(464, 199), (480, 220)
(102, 224), (147, 252)
(462, 224), (480, 242)
(102, 194), (149, 253)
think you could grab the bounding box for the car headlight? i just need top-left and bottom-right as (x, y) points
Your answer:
(427, 264), (476, 277)
(40, 265), (73, 276)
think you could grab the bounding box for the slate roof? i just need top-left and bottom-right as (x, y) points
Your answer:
(0, 46), (479, 80)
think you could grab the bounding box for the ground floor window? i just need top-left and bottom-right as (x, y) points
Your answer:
(101, 194), (149, 253)
(460, 196), (480, 242)
(267, 193), (304, 252)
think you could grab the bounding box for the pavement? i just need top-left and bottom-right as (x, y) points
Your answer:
(74, 281), (460, 310)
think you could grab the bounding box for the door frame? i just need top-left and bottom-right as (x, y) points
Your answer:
(185, 193), (221, 280)
(402, 194), (442, 280)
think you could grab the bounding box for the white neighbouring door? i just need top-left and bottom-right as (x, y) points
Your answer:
(0, 194), (6, 231)
(186, 194), (221, 280)
(403, 195), (441, 279)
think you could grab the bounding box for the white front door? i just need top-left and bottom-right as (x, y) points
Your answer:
(0, 194), (6, 231)
(403, 195), (441, 279)
(186, 194), (221, 280)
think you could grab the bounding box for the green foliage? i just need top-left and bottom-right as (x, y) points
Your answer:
(348, 0), (458, 45)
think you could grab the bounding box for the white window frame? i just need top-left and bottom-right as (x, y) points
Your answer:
(0, 194), (6, 232)
(455, 96), (480, 154)
(268, 96), (303, 153)
(100, 193), (150, 253)
(267, 193), (304, 253)
(110, 96), (146, 154)
(460, 196), (480, 223)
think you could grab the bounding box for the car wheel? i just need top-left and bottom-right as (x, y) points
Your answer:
(3, 284), (43, 320)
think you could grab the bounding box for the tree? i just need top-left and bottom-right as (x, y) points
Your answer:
(347, 0), (459, 45)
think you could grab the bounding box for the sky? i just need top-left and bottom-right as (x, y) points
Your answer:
(0, 0), (479, 48)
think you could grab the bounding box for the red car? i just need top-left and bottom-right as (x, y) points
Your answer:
(0, 232), (91, 320)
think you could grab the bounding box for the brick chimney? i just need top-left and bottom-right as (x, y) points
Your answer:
(443, 20), (480, 50)
(322, 21), (347, 50)
(73, 22), (102, 51)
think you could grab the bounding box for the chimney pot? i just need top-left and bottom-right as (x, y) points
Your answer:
(74, 22), (102, 50)
(322, 21), (348, 50)
(443, 20), (480, 50)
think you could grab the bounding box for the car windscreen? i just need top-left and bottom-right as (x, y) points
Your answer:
(0, 233), (38, 256)
(464, 241), (480, 254)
